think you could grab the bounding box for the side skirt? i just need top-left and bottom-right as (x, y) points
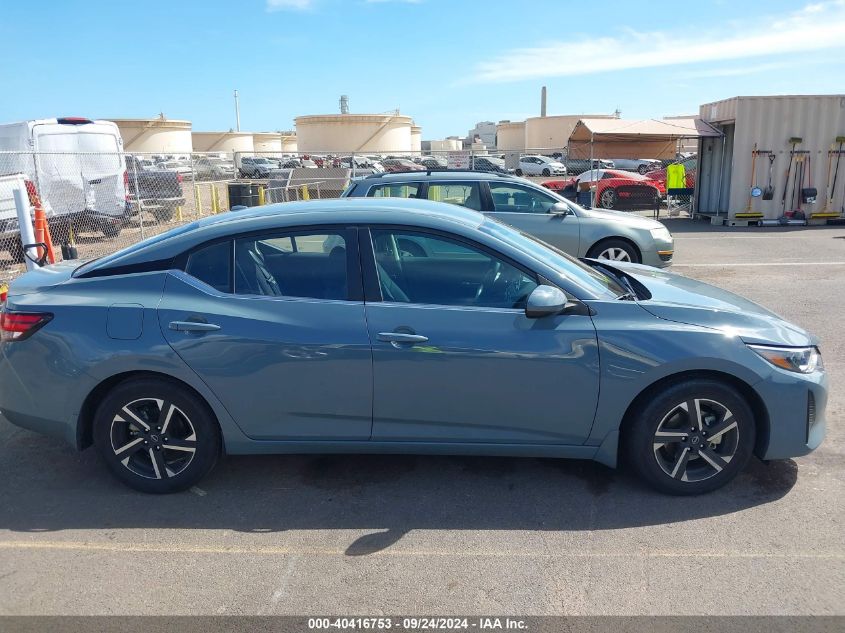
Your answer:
(223, 438), (602, 462)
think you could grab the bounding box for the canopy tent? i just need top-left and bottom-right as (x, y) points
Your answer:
(568, 118), (722, 160)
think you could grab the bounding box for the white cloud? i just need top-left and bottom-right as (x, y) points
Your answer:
(472, 0), (845, 83)
(266, 0), (314, 11)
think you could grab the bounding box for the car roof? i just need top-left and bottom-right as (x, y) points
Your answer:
(362, 169), (516, 182)
(77, 198), (486, 275)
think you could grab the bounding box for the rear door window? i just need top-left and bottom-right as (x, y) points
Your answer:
(234, 230), (351, 300)
(367, 183), (422, 199)
(426, 182), (482, 210)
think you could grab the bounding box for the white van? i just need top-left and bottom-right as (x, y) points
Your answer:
(0, 117), (128, 241)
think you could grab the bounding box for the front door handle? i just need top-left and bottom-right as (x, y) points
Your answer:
(377, 332), (429, 345)
(169, 321), (221, 333)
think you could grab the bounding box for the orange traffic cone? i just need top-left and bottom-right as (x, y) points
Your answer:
(32, 204), (56, 265)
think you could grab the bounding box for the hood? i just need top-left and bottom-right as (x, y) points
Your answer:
(580, 207), (664, 230)
(608, 262), (815, 347)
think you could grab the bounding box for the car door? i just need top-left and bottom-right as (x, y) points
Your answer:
(362, 227), (600, 445)
(485, 181), (581, 256)
(158, 226), (373, 440)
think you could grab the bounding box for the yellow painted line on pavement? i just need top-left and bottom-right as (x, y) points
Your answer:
(0, 540), (843, 559)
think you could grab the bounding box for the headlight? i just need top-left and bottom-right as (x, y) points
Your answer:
(748, 344), (823, 373)
(650, 226), (672, 241)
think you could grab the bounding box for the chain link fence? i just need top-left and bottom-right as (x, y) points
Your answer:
(1, 147), (696, 285)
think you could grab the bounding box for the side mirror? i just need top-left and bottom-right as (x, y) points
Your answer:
(525, 285), (569, 318)
(550, 202), (570, 215)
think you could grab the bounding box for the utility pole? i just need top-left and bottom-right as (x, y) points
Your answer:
(234, 89), (241, 131)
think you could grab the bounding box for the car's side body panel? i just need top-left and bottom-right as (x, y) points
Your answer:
(158, 271), (374, 441)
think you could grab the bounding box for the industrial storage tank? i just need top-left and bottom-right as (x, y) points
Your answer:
(253, 132), (283, 154)
(295, 113), (414, 153)
(281, 133), (298, 153)
(191, 131), (255, 155)
(411, 126), (422, 153)
(525, 114), (614, 150)
(109, 117), (192, 154)
(495, 121), (525, 151)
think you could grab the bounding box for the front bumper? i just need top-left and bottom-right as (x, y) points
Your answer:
(641, 236), (674, 268)
(754, 368), (828, 460)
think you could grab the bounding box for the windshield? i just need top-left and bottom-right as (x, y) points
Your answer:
(480, 218), (625, 299)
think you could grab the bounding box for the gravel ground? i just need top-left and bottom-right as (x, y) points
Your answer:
(0, 219), (843, 616)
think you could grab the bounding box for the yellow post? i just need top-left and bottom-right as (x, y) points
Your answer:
(300, 184), (310, 201)
(194, 184), (202, 216)
(211, 185), (220, 214)
(176, 205), (183, 222)
(258, 185), (266, 206)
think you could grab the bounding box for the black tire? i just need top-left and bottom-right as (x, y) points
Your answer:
(586, 238), (640, 264)
(93, 377), (221, 493)
(152, 205), (176, 222)
(625, 379), (756, 495)
(101, 223), (121, 238)
(542, 168), (551, 177)
(515, 168), (523, 176)
(637, 165), (649, 175)
(599, 188), (617, 209)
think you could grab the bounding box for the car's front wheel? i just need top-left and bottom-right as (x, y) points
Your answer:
(515, 168), (523, 176)
(587, 238), (640, 263)
(599, 188), (617, 209)
(625, 379), (756, 494)
(542, 168), (551, 176)
(638, 165), (649, 175)
(93, 377), (221, 493)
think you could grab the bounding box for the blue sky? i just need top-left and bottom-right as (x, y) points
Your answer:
(2, 0), (844, 139)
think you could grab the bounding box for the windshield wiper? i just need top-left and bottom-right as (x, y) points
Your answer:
(616, 274), (639, 301)
(591, 262), (638, 301)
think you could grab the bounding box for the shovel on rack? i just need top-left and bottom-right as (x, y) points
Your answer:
(762, 153), (775, 200)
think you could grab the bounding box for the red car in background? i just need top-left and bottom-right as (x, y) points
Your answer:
(647, 157), (697, 190)
(542, 169), (662, 210)
(380, 158), (426, 173)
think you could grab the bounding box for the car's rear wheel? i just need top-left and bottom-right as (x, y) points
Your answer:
(599, 188), (617, 209)
(152, 205), (176, 223)
(587, 238), (640, 263)
(625, 379), (755, 495)
(93, 377), (220, 493)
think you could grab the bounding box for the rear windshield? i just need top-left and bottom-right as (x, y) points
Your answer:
(36, 131), (122, 173)
(74, 221), (200, 276)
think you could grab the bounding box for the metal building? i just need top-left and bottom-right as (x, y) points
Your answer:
(697, 95), (845, 220)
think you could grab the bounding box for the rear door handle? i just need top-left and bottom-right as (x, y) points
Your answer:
(169, 321), (221, 333)
(377, 332), (429, 345)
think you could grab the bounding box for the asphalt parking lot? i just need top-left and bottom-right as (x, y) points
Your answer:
(0, 219), (843, 616)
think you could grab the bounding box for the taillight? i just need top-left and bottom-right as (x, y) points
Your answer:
(177, 173), (183, 183)
(0, 311), (53, 342)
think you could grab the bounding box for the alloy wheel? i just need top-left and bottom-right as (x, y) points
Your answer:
(598, 246), (631, 262)
(110, 397), (197, 480)
(653, 398), (740, 483)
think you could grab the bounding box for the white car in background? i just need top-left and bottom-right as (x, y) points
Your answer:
(610, 158), (662, 174)
(516, 155), (567, 177)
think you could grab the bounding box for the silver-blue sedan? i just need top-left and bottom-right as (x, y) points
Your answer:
(0, 199), (827, 495)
